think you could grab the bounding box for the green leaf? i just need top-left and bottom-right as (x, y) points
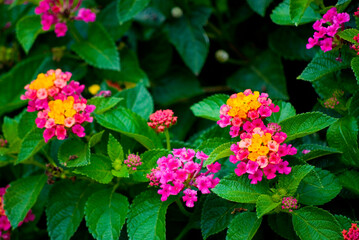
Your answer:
(117, 0), (151, 24)
(190, 94), (229, 121)
(334, 215), (353, 230)
(351, 57), (359, 84)
(16, 15), (43, 54)
(94, 107), (162, 149)
(270, 0), (321, 25)
(87, 97), (123, 115)
(127, 190), (173, 240)
(349, 91), (359, 119)
(46, 181), (99, 240)
(17, 127), (46, 164)
(298, 48), (352, 82)
(2, 116), (20, 146)
(85, 189), (129, 240)
(338, 29), (359, 44)
(267, 100), (296, 123)
(117, 83), (153, 119)
(289, 0), (313, 24)
(89, 131), (104, 148)
(205, 141), (234, 167)
(166, 7), (211, 75)
(246, 0), (273, 17)
(280, 112), (338, 141)
(71, 22), (120, 70)
(277, 165), (314, 195)
(4, 174), (46, 228)
(268, 213), (299, 240)
(107, 134), (124, 162)
(74, 155), (113, 184)
(212, 174), (270, 203)
(112, 167), (129, 178)
(327, 116), (359, 167)
(338, 170), (359, 195)
(227, 50), (289, 100)
(296, 144), (342, 161)
(297, 168), (341, 205)
(18, 111), (37, 138)
(256, 194), (281, 218)
(58, 138), (90, 167)
(201, 194), (252, 239)
(227, 212), (262, 240)
(292, 206), (342, 240)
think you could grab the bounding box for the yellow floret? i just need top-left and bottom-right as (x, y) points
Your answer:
(257, 146), (269, 156)
(48, 96), (75, 125)
(29, 73), (56, 90)
(248, 152), (259, 161)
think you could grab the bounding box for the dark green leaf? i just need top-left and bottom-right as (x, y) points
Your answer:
(351, 57), (359, 84)
(277, 165), (314, 195)
(2, 116), (20, 146)
(17, 127), (46, 164)
(267, 101), (296, 123)
(190, 94), (229, 121)
(256, 194), (281, 218)
(89, 131), (104, 148)
(227, 212), (262, 240)
(16, 15), (43, 54)
(334, 215), (353, 230)
(338, 170), (359, 195)
(338, 29), (359, 44)
(87, 97), (123, 115)
(289, 0), (313, 24)
(58, 138), (90, 167)
(205, 141), (234, 167)
(74, 155), (113, 184)
(349, 90), (359, 119)
(117, 0), (151, 24)
(246, 0), (273, 17)
(268, 213), (299, 240)
(296, 144), (342, 161)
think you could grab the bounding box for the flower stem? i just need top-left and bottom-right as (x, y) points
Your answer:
(42, 149), (58, 168)
(175, 198), (192, 217)
(165, 129), (171, 151)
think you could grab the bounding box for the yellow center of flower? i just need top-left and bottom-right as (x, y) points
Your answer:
(29, 73), (56, 90)
(247, 133), (272, 161)
(48, 96), (76, 124)
(88, 84), (101, 95)
(226, 91), (261, 118)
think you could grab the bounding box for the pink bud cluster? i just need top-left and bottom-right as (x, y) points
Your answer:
(148, 109), (178, 133)
(147, 148), (221, 207)
(217, 89), (279, 138)
(351, 34), (359, 55)
(0, 187), (35, 240)
(35, 0), (96, 37)
(230, 120), (297, 184)
(96, 90), (111, 98)
(0, 138), (7, 148)
(281, 196), (298, 212)
(343, 223), (359, 240)
(302, 149), (311, 154)
(355, 7), (359, 17)
(124, 154), (142, 171)
(21, 69), (95, 143)
(323, 89), (343, 109)
(306, 7), (350, 52)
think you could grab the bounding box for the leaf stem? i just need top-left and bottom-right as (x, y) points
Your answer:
(175, 198), (192, 217)
(41, 149), (58, 168)
(165, 129), (171, 151)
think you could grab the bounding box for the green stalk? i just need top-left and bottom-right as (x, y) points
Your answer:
(165, 129), (171, 151)
(175, 198), (192, 217)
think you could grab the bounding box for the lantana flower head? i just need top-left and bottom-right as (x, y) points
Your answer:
(124, 154), (142, 171)
(35, 0), (96, 37)
(229, 120), (297, 184)
(343, 223), (359, 240)
(217, 89), (279, 138)
(281, 196), (298, 212)
(148, 109), (178, 133)
(306, 7), (350, 52)
(147, 148), (221, 207)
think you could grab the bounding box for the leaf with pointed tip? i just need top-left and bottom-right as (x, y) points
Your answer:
(117, 0), (151, 24)
(74, 155), (113, 184)
(246, 0), (273, 17)
(205, 142), (235, 167)
(89, 131), (104, 148)
(256, 194), (281, 218)
(338, 170), (359, 195)
(17, 127), (46, 164)
(296, 144), (342, 161)
(190, 94), (229, 121)
(16, 15), (43, 54)
(277, 165), (314, 195)
(267, 101), (296, 123)
(351, 57), (359, 84)
(338, 29), (359, 44)
(334, 215), (353, 230)
(107, 134), (124, 162)
(58, 138), (90, 167)
(289, 0), (313, 24)
(227, 212), (262, 240)
(87, 97), (123, 115)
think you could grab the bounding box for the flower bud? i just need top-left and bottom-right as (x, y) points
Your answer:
(215, 49), (229, 63)
(171, 6), (183, 18)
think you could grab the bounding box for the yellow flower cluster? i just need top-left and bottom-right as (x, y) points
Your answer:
(29, 73), (56, 90)
(48, 96), (76, 124)
(226, 91), (261, 118)
(247, 133), (271, 161)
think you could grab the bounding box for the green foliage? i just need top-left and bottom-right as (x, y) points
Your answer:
(246, 0), (273, 17)
(296, 144), (342, 161)
(58, 138), (90, 167)
(227, 212), (262, 240)
(190, 94), (229, 121)
(17, 127), (46, 163)
(256, 194), (281, 218)
(289, 0), (314, 24)
(107, 134), (124, 162)
(268, 213), (299, 240)
(87, 97), (123, 115)
(338, 170), (359, 195)
(117, 0), (151, 24)
(88, 131), (104, 148)
(351, 57), (359, 83)
(74, 155), (113, 184)
(205, 141), (235, 166)
(16, 15), (43, 54)
(338, 29), (359, 44)
(267, 100), (296, 123)
(277, 165), (314, 195)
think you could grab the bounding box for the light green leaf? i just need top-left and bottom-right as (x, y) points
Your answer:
(338, 170), (359, 195)
(327, 116), (359, 167)
(227, 50), (289, 100)
(74, 155), (113, 184)
(94, 107), (162, 149)
(85, 189), (129, 240)
(246, 0), (273, 17)
(16, 15), (43, 54)
(89, 131), (104, 148)
(280, 112), (338, 141)
(290, 0), (313, 24)
(338, 29), (359, 44)
(2, 116), (20, 146)
(198, 137), (229, 157)
(351, 57), (359, 84)
(4, 174), (46, 228)
(17, 127), (46, 164)
(267, 100), (296, 123)
(71, 22), (120, 70)
(107, 134), (124, 162)
(277, 165), (314, 195)
(205, 141), (235, 167)
(256, 194), (281, 218)
(18, 111), (37, 138)
(292, 206), (342, 240)
(127, 190), (173, 240)
(296, 144), (342, 161)
(58, 138), (90, 167)
(212, 174), (270, 203)
(335, 215), (354, 230)
(297, 168), (342, 205)
(87, 97), (123, 115)
(190, 94), (229, 121)
(117, 0), (151, 24)
(227, 212), (262, 240)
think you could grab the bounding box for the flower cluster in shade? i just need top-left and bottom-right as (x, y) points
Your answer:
(351, 34), (359, 55)
(147, 148), (221, 207)
(281, 196), (298, 212)
(21, 69), (95, 143)
(343, 223), (359, 240)
(0, 186), (35, 240)
(217, 89), (279, 138)
(306, 7), (350, 52)
(148, 109), (178, 133)
(35, 0), (96, 37)
(124, 154), (142, 171)
(323, 89), (343, 109)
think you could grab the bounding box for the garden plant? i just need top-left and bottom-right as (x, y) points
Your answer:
(1, 0), (359, 239)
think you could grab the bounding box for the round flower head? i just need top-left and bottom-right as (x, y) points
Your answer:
(148, 109), (178, 133)
(147, 148), (221, 207)
(124, 154), (142, 171)
(281, 196), (298, 212)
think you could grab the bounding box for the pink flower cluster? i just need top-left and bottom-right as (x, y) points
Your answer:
(217, 89), (279, 138)
(343, 223), (359, 240)
(147, 148), (221, 207)
(306, 7), (350, 52)
(229, 120), (297, 184)
(302, 149), (311, 154)
(148, 109), (178, 133)
(0, 187), (35, 239)
(124, 154), (142, 171)
(0, 138), (7, 148)
(35, 0), (96, 37)
(281, 196), (298, 212)
(351, 34), (359, 55)
(21, 69), (95, 143)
